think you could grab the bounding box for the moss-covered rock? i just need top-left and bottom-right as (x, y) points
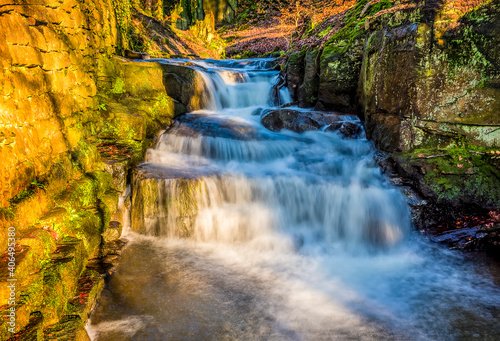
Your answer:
(286, 50), (305, 100)
(360, 2), (500, 153)
(297, 49), (320, 108)
(130, 165), (203, 237)
(390, 145), (500, 227)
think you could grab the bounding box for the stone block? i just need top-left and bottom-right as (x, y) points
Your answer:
(42, 51), (72, 71)
(9, 44), (42, 67)
(0, 12), (31, 45)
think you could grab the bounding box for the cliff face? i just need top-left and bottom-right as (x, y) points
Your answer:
(0, 1), (117, 336)
(285, 0), (500, 213)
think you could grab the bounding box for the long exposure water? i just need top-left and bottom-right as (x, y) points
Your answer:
(88, 59), (500, 340)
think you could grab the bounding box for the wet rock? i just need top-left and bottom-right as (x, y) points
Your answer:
(261, 109), (360, 135)
(67, 269), (105, 318)
(478, 225), (500, 259)
(103, 159), (128, 193)
(102, 221), (122, 243)
(326, 121), (362, 138)
(428, 224), (500, 259)
(124, 49), (151, 60)
(173, 113), (264, 140)
(87, 239), (128, 276)
(161, 64), (210, 112)
(130, 166), (203, 237)
(338, 121), (361, 138)
(269, 73), (286, 106)
(286, 51), (305, 100)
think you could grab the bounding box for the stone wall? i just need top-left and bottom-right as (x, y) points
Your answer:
(0, 0), (117, 209)
(0, 0), (118, 336)
(0, 1), (196, 338)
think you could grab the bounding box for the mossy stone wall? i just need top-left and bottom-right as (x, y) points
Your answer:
(0, 0), (196, 338)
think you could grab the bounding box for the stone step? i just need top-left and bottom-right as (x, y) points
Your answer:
(130, 165), (205, 237)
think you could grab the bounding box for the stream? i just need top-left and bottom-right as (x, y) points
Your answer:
(87, 59), (500, 340)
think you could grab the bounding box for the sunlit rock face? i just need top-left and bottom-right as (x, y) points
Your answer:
(0, 2), (198, 339)
(0, 0), (116, 208)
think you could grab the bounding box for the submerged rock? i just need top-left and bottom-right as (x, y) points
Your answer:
(326, 121), (362, 138)
(427, 224), (500, 259)
(173, 113), (263, 140)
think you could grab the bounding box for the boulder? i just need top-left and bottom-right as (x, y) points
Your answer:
(261, 108), (361, 137)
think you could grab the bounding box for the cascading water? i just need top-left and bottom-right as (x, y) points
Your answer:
(88, 59), (500, 341)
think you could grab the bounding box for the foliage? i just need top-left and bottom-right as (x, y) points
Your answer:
(0, 207), (15, 220)
(8, 178), (47, 207)
(111, 77), (126, 94)
(112, 0), (133, 50)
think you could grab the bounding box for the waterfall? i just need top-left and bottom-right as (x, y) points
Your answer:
(129, 58), (410, 252)
(88, 58), (500, 341)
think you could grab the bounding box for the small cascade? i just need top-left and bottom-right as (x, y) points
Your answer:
(89, 58), (500, 341)
(127, 58), (409, 252)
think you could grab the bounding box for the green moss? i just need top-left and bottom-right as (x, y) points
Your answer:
(8, 178), (47, 207)
(0, 206), (15, 220)
(404, 143), (500, 206)
(112, 0), (133, 51)
(68, 210), (102, 252)
(324, 0), (392, 50)
(43, 264), (69, 321)
(111, 77), (126, 94)
(72, 139), (100, 173)
(240, 50), (257, 58)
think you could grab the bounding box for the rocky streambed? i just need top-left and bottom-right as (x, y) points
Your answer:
(86, 58), (500, 340)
